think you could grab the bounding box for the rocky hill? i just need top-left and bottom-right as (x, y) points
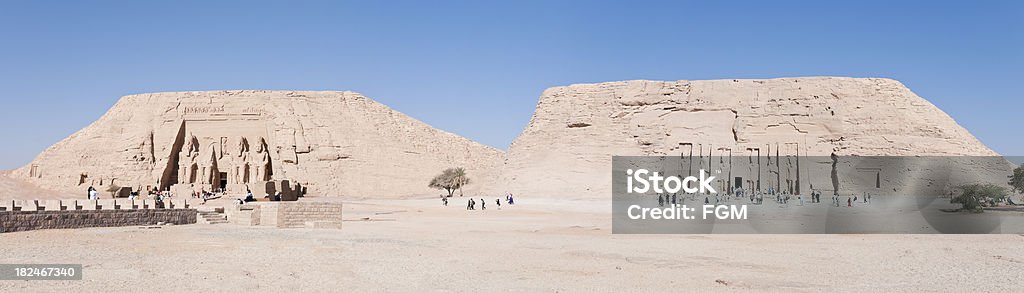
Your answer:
(11, 90), (503, 199)
(495, 77), (1000, 198)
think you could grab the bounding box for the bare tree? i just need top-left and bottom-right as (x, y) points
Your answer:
(429, 167), (471, 197)
(106, 183), (121, 199)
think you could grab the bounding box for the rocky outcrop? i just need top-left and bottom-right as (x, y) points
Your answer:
(8, 77), (1005, 201)
(13, 90), (503, 198)
(496, 77), (1000, 198)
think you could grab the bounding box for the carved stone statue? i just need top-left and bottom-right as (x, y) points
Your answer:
(198, 142), (219, 185)
(185, 133), (200, 157)
(237, 137), (249, 158)
(178, 134), (201, 184)
(250, 137), (271, 182)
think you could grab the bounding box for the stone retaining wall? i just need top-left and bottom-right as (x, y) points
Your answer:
(0, 198), (193, 212)
(225, 202), (342, 229)
(276, 202), (343, 228)
(0, 209), (197, 233)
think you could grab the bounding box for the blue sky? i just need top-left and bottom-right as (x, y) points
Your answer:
(0, 1), (1020, 169)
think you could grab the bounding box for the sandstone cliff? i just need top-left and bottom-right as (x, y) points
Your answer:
(496, 77), (1000, 198)
(8, 77), (1006, 201)
(13, 90), (503, 199)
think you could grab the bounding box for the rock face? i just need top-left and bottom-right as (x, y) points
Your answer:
(0, 171), (74, 200)
(496, 77), (1000, 198)
(9, 77), (1006, 201)
(14, 90), (503, 198)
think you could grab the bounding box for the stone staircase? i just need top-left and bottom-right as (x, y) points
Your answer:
(196, 209), (228, 224)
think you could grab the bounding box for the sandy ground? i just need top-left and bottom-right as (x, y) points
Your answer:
(1, 197), (1023, 292)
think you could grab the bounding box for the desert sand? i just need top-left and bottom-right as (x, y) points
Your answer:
(1, 197), (1021, 292)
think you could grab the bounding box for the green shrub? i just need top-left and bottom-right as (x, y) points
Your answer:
(951, 184), (1008, 212)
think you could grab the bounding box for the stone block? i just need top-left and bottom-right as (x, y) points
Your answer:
(0, 200), (14, 211)
(14, 200), (40, 211)
(44, 200), (63, 211)
(81, 200), (98, 210)
(62, 199), (80, 210)
(170, 184), (197, 199)
(97, 199), (117, 210)
(170, 199), (188, 209)
(115, 199), (137, 209)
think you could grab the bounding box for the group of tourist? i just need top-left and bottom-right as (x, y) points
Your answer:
(448, 193), (516, 210)
(830, 192), (871, 207)
(84, 185), (174, 209)
(466, 198), (485, 210)
(191, 189), (217, 204)
(230, 188), (282, 204)
(86, 186), (172, 201)
(809, 190), (822, 203)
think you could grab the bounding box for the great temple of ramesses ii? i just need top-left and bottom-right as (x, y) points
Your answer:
(14, 90), (504, 199)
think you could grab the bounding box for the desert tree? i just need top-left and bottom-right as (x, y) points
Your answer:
(106, 183), (121, 199)
(1008, 165), (1024, 194)
(429, 167), (471, 197)
(950, 183), (1008, 212)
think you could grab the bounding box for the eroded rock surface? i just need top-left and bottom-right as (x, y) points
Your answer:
(496, 77), (1000, 198)
(13, 90), (503, 198)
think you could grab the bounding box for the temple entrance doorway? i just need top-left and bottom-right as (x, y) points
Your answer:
(219, 172), (228, 191)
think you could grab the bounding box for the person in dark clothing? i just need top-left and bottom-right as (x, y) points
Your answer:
(481, 198), (486, 210)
